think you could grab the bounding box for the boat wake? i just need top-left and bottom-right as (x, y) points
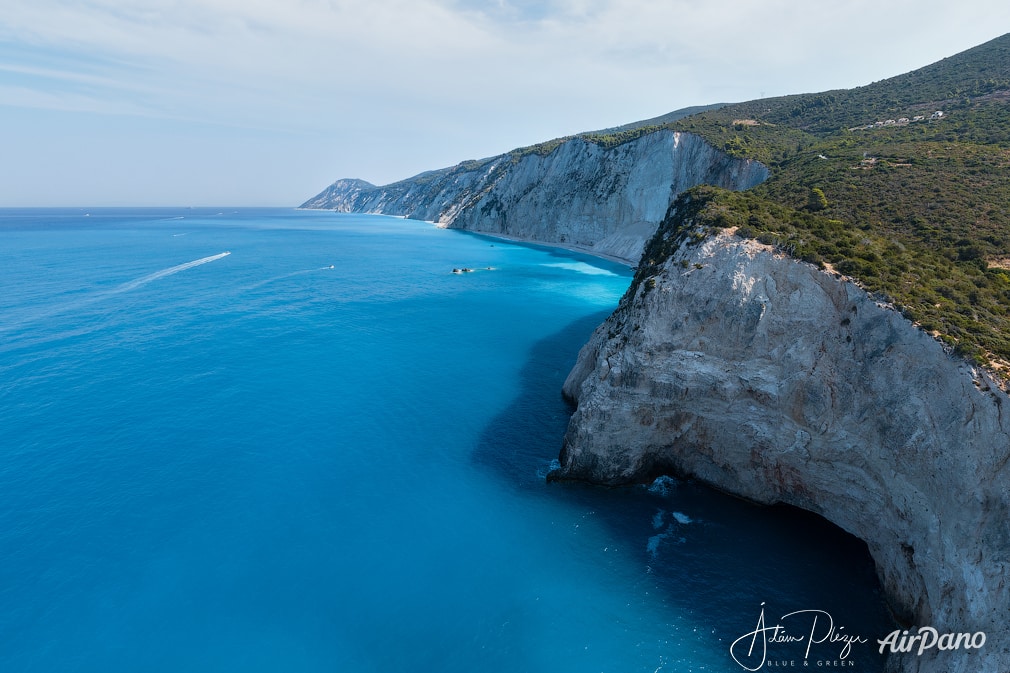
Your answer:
(2, 252), (233, 337)
(117, 252), (231, 292)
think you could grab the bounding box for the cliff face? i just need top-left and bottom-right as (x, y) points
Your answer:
(555, 214), (1010, 671)
(301, 130), (768, 263)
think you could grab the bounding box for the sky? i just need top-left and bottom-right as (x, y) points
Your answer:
(1, 1), (1009, 206)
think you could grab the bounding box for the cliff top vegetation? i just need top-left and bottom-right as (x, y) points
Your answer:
(651, 33), (1010, 374)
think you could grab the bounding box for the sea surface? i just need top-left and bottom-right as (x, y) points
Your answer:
(0, 208), (894, 672)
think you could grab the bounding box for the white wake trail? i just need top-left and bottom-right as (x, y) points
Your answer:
(118, 251), (231, 291)
(0, 252), (232, 338)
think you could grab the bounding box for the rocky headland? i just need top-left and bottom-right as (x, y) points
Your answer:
(550, 193), (1010, 673)
(303, 34), (1010, 672)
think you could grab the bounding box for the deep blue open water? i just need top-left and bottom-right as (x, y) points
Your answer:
(0, 208), (894, 671)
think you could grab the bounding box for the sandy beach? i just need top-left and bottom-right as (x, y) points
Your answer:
(434, 223), (637, 269)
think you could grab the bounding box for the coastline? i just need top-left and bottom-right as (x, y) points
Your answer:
(296, 208), (637, 269)
(436, 224), (637, 269)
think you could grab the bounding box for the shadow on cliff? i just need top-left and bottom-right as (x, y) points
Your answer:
(471, 314), (896, 670)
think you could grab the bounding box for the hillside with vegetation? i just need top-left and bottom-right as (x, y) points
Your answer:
(642, 33), (1010, 375)
(306, 34), (1010, 374)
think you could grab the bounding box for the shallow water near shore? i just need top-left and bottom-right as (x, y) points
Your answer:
(0, 208), (893, 672)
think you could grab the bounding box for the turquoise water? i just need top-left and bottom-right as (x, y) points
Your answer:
(0, 209), (893, 671)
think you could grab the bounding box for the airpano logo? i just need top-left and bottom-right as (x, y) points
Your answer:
(876, 627), (986, 656)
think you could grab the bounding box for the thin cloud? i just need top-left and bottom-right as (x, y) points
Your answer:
(2, 0), (1009, 204)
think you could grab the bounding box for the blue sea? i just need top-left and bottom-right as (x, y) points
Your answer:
(0, 208), (894, 672)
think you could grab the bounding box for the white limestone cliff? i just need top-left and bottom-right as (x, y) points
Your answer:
(301, 130), (768, 263)
(304, 125), (1009, 672)
(554, 222), (1010, 673)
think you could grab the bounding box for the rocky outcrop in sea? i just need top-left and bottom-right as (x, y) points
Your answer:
(552, 195), (1010, 673)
